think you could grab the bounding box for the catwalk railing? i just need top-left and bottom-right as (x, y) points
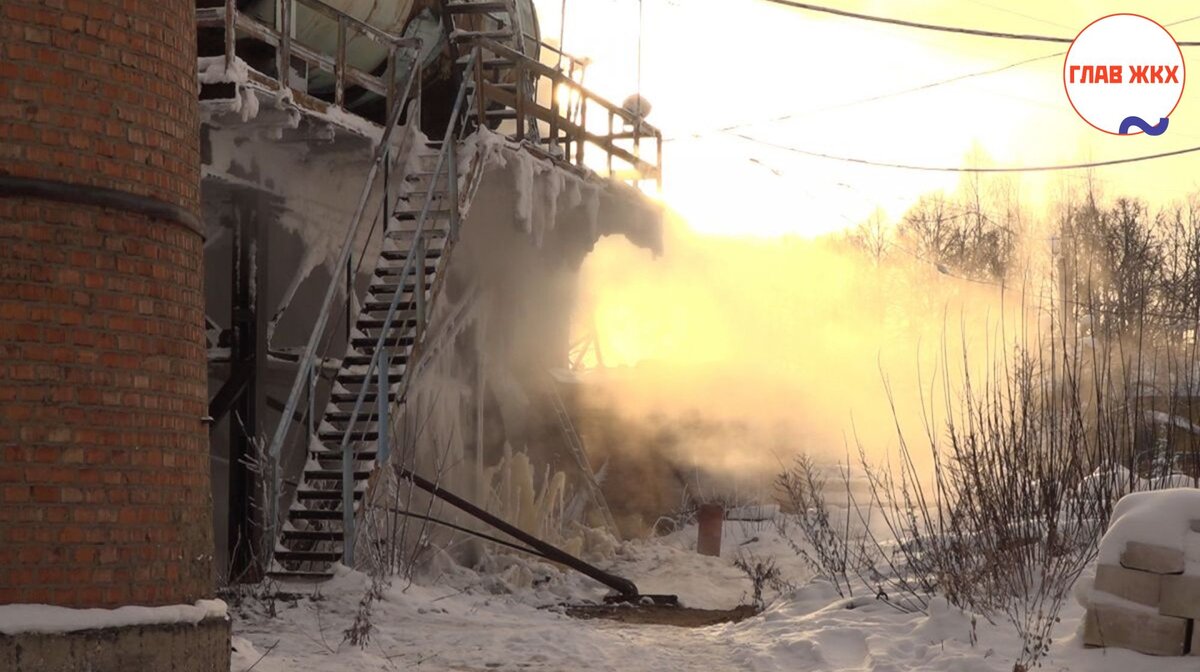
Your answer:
(462, 36), (663, 191)
(196, 0), (421, 114)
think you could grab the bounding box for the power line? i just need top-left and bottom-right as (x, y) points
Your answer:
(667, 51), (1061, 141)
(730, 134), (1200, 173)
(759, 0), (1200, 46)
(962, 0), (1071, 30)
(1169, 14), (1200, 27)
(696, 52), (1060, 141)
(667, 8), (1199, 143)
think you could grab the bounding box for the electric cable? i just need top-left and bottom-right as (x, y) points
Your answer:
(667, 51), (1062, 141)
(668, 7), (1200, 141)
(729, 134), (1200, 173)
(759, 0), (1200, 46)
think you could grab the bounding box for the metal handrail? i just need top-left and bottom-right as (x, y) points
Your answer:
(547, 378), (619, 534)
(464, 36), (663, 191)
(263, 48), (424, 565)
(198, 0), (422, 114)
(332, 48), (482, 565)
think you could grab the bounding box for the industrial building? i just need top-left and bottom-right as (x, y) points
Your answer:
(0, 0), (661, 668)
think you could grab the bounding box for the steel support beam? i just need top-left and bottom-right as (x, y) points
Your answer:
(227, 198), (269, 582)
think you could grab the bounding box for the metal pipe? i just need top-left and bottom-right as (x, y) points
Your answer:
(396, 467), (639, 596)
(377, 350), (389, 464)
(342, 413), (355, 565)
(225, 0), (236, 71)
(447, 135), (459, 241)
(282, 0), (294, 83)
(335, 15), (347, 106)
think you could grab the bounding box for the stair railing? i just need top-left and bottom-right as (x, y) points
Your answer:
(197, 0), (421, 118)
(332, 47), (482, 566)
(463, 36), (662, 192)
(547, 378), (620, 534)
(264, 51), (424, 568)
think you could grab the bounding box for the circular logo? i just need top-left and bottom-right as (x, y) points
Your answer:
(1064, 14), (1185, 135)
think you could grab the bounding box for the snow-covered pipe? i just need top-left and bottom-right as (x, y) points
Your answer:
(241, 0), (540, 93)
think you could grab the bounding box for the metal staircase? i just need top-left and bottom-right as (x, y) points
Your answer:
(442, 0), (539, 139)
(272, 148), (464, 578)
(266, 52), (483, 580)
(234, 2), (663, 582)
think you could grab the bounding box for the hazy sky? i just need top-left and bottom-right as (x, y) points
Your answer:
(535, 0), (1200, 236)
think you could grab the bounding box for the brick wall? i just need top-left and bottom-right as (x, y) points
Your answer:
(0, 0), (213, 608)
(0, 0), (200, 212)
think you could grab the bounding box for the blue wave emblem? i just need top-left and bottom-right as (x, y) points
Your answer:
(1119, 116), (1170, 136)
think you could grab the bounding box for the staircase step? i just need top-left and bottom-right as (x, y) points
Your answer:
(404, 172), (453, 185)
(446, 1), (510, 13)
(368, 281), (429, 295)
(336, 370), (403, 385)
(453, 30), (515, 40)
(288, 513), (345, 525)
(268, 570), (334, 581)
(329, 393), (396, 406)
(374, 263), (436, 277)
(318, 428), (379, 441)
(341, 353), (408, 367)
(386, 229), (451, 243)
(396, 188), (452, 200)
(485, 109), (518, 119)
(381, 248), (441, 262)
(304, 469), (372, 480)
(325, 409), (383, 422)
(288, 511), (345, 523)
(362, 300), (419, 313)
(275, 550), (343, 563)
(392, 209), (454, 222)
(372, 262), (442, 280)
(355, 315), (417, 329)
(349, 335), (416, 348)
(309, 451), (379, 463)
(394, 200), (453, 215)
(280, 529), (344, 542)
(296, 489), (365, 501)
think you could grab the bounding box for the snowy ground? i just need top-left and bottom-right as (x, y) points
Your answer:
(229, 516), (1197, 671)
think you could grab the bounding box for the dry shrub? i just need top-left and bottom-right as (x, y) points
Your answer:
(779, 303), (1200, 669)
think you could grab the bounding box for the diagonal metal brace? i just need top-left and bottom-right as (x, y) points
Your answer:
(395, 466), (639, 597)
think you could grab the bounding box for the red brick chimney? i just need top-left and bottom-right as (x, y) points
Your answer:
(0, 0), (215, 619)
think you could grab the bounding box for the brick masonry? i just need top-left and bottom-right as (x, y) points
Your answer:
(0, 0), (214, 610)
(0, 0), (200, 213)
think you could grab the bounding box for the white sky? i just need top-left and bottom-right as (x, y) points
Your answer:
(534, 0), (1200, 236)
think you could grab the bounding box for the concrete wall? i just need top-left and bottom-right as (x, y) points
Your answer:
(1, 617), (230, 672)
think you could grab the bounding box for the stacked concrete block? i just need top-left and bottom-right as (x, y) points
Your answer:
(1083, 533), (1199, 656)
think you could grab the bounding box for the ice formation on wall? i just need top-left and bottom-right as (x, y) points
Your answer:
(199, 57), (661, 570)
